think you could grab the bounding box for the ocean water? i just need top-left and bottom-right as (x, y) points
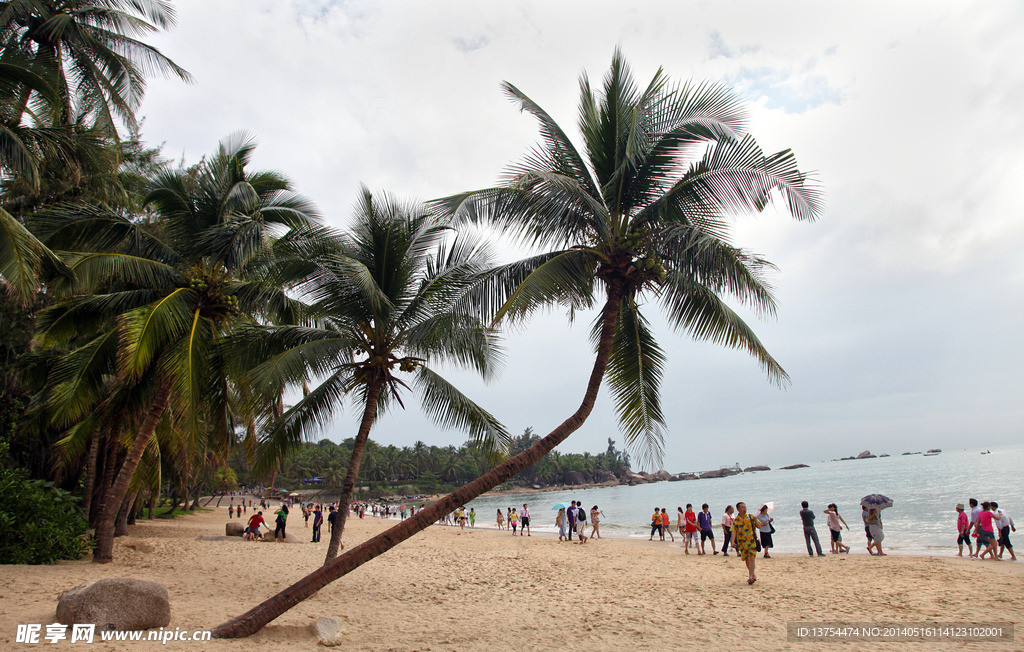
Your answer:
(462, 444), (1024, 555)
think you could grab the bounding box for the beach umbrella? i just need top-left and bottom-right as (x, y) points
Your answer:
(860, 494), (893, 510)
(552, 502), (570, 510)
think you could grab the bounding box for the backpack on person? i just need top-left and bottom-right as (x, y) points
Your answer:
(577, 507), (586, 523)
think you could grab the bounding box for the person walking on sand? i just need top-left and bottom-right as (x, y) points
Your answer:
(968, 498), (981, 557)
(576, 503), (589, 543)
(799, 501), (825, 557)
(650, 507), (663, 541)
(721, 505), (735, 556)
(590, 505), (604, 539)
(866, 507), (885, 555)
(677, 506), (686, 542)
(732, 502), (760, 584)
(497, 508), (504, 531)
(312, 504), (323, 543)
(661, 508), (674, 542)
(567, 501), (577, 541)
(955, 503), (972, 556)
(469, 508), (476, 528)
(683, 504), (698, 554)
(521, 504), (531, 536)
(557, 508), (567, 541)
(992, 502), (1016, 560)
(697, 504), (716, 554)
(229, 504), (234, 519)
(977, 502), (998, 560)
(509, 507), (518, 535)
(756, 505), (774, 558)
(825, 503), (850, 553)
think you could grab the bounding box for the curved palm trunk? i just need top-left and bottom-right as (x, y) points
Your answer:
(323, 375), (384, 562)
(213, 283), (624, 638)
(92, 380), (172, 563)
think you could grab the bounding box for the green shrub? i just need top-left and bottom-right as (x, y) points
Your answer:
(0, 465), (92, 564)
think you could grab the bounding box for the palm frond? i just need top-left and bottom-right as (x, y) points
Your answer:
(414, 366), (510, 455)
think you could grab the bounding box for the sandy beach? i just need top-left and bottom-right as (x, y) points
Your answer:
(2, 502), (1021, 651)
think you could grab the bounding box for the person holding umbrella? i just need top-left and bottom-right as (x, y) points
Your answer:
(861, 494), (893, 556)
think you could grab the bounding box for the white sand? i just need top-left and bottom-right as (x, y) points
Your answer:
(2, 503), (1021, 651)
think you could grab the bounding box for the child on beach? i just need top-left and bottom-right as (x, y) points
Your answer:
(825, 504), (850, 553)
(662, 508), (674, 542)
(510, 508), (518, 535)
(557, 508), (566, 541)
(650, 508), (663, 540)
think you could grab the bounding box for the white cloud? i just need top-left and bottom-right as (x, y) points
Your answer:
(137, 0), (1024, 470)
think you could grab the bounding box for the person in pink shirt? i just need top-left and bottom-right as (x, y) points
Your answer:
(956, 503), (971, 556)
(977, 502), (999, 560)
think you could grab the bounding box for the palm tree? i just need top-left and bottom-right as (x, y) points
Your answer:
(0, 0), (191, 135)
(35, 133), (321, 562)
(237, 187), (508, 562)
(211, 49), (820, 638)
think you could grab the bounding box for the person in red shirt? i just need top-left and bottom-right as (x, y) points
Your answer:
(246, 511), (267, 541)
(683, 504), (698, 554)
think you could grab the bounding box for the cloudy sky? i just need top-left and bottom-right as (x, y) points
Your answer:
(138, 1), (1023, 471)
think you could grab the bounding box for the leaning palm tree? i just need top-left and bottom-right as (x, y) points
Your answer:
(35, 133), (321, 562)
(236, 187), (508, 562)
(212, 49), (821, 638)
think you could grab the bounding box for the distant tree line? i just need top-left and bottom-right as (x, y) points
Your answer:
(236, 429), (631, 497)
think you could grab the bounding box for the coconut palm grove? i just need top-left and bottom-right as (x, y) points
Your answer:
(0, 1), (819, 638)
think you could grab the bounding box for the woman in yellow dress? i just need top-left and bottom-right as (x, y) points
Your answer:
(731, 502), (760, 584)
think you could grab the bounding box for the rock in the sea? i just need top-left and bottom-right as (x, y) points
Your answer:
(856, 450), (875, 459)
(311, 616), (347, 646)
(652, 469), (672, 481)
(562, 470), (585, 485)
(743, 465), (771, 472)
(780, 463), (809, 470)
(57, 578), (170, 631)
(225, 521), (245, 537)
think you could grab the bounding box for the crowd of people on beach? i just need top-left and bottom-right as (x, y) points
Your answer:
(223, 491), (1015, 581)
(956, 499), (1016, 561)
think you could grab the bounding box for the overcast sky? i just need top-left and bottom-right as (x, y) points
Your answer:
(138, 1), (1023, 471)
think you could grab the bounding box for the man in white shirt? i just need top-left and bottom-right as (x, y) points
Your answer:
(520, 503), (530, 536)
(991, 502), (1016, 560)
(968, 498), (981, 558)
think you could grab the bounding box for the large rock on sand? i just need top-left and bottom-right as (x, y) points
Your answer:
(57, 578), (170, 631)
(260, 532), (302, 543)
(226, 521), (245, 537)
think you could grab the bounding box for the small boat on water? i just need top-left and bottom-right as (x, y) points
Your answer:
(981, 450), (991, 455)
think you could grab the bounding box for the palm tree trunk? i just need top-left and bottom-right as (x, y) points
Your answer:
(322, 375), (384, 563)
(212, 282), (624, 638)
(81, 435), (99, 524)
(92, 380), (172, 563)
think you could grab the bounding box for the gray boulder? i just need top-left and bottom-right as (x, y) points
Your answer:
(57, 578), (170, 631)
(562, 471), (585, 485)
(857, 450), (875, 459)
(743, 465), (771, 472)
(652, 469), (672, 481)
(260, 532), (302, 543)
(592, 469), (617, 483)
(225, 521), (245, 537)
